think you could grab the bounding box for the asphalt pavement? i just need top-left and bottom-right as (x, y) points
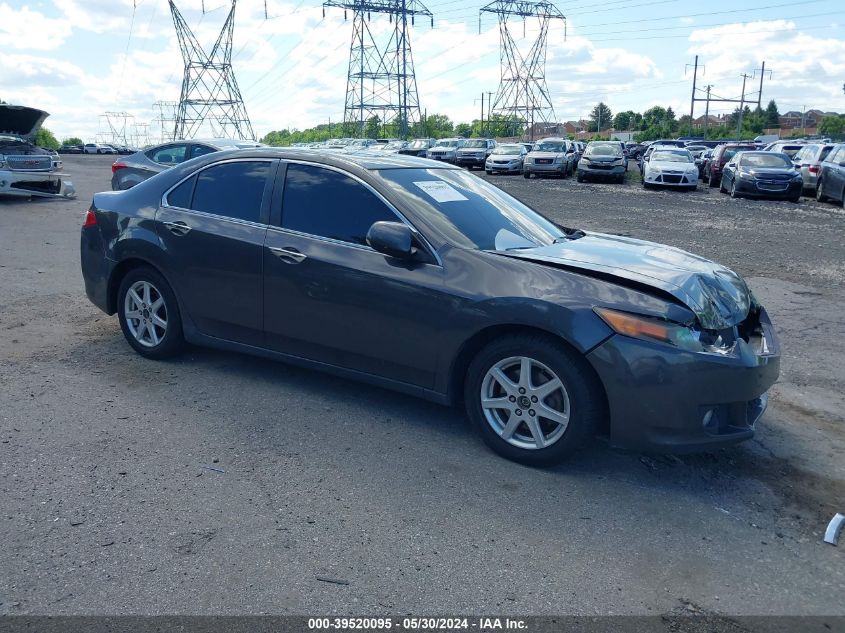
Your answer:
(1, 155), (843, 617)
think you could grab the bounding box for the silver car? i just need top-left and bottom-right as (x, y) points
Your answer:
(484, 143), (528, 174)
(426, 138), (466, 163)
(523, 138), (577, 179)
(792, 143), (834, 193)
(111, 138), (264, 190)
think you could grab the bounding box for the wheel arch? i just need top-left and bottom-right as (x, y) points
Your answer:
(107, 257), (170, 314)
(446, 323), (610, 434)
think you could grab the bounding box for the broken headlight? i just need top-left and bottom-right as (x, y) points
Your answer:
(594, 307), (735, 355)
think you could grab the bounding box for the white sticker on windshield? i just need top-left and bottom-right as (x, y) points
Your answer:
(413, 180), (468, 203)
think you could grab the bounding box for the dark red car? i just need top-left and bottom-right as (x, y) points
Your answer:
(704, 143), (757, 187)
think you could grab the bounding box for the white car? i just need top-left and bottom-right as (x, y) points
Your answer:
(0, 104), (75, 199)
(485, 143), (528, 174)
(642, 148), (698, 191)
(83, 142), (117, 154)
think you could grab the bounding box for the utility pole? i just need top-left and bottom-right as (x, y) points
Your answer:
(687, 55), (698, 137)
(754, 60), (772, 108)
(487, 91), (493, 136)
(801, 105), (806, 136)
(703, 85), (712, 140)
(736, 72), (750, 138)
(481, 92), (485, 136)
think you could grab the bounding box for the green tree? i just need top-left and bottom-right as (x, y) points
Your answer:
(612, 110), (639, 131)
(364, 115), (381, 139)
(665, 107), (676, 123)
(34, 128), (59, 149)
(765, 99), (780, 127)
(588, 102), (612, 132)
(62, 136), (83, 146)
(642, 106), (667, 129)
(819, 115), (845, 139)
(454, 122), (473, 138)
(423, 113), (454, 138)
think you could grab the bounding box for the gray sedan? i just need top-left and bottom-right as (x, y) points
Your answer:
(111, 138), (264, 190)
(82, 148), (780, 465)
(792, 143), (834, 194)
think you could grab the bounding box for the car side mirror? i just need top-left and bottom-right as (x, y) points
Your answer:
(839, 161), (845, 168)
(367, 221), (416, 259)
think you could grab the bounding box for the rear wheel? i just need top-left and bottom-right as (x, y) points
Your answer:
(464, 334), (603, 466)
(576, 172), (584, 183)
(708, 172), (718, 187)
(730, 179), (740, 198)
(117, 266), (184, 359)
(816, 180), (827, 202)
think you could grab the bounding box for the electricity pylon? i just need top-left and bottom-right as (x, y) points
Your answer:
(324, 0), (433, 138)
(169, 0), (255, 140)
(480, 0), (565, 141)
(97, 111), (134, 146)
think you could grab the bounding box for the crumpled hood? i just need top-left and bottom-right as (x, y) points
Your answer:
(503, 232), (753, 329)
(0, 105), (49, 140)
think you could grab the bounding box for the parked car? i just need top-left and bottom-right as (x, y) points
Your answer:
(111, 138), (264, 190)
(80, 149), (780, 465)
(625, 142), (646, 159)
(0, 104), (76, 199)
(58, 143), (83, 154)
(426, 138), (466, 163)
(576, 142), (626, 183)
(791, 143), (834, 194)
(455, 138), (496, 170)
(591, 140), (628, 169)
(815, 143), (845, 206)
(484, 143), (528, 174)
(719, 151), (802, 202)
(642, 148), (698, 191)
(703, 143), (757, 187)
(696, 149), (713, 179)
(374, 140), (408, 154)
(399, 138), (436, 157)
(649, 139), (687, 149)
(762, 141), (806, 158)
(84, 143), (116, 154)
(523, 138), (577, 179)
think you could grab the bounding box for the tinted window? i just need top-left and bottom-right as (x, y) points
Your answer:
(148, 144), (188, 165)
(191, 161), (269, 222)
(167, 176), (195, 208)
(740, 153), (791, 168)
(190, 144), (217, 159)
(281, 164), (398, 246)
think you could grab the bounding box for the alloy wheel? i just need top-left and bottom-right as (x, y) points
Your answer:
(480, 356), (570, 450)
(123, 280), (167, 348)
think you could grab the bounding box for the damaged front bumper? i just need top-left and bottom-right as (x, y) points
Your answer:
(587, 307), (780, 452)
(0, 170), (76, 198)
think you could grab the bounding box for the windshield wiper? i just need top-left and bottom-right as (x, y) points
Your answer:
(553, 226), (585, 242)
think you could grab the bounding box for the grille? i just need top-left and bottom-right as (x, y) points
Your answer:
(4, 155), (53, 172)
(536, 158), (552, 164)
(662, 174), (683, 184)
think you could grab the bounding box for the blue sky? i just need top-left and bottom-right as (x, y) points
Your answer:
(1, 0), (843, 142)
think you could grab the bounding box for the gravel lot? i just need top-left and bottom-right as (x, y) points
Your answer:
(1, 155), (844, 617)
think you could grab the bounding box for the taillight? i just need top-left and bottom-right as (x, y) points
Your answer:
(808, 165), (819, 174)
(83, 209), (97, 227)
(111, 161), (127, 173)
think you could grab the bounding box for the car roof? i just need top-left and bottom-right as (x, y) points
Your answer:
(203, 147), (462, 171)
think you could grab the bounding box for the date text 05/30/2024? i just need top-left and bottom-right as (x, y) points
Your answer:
(308, 618), (528, 630)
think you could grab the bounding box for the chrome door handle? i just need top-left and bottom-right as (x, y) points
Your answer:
(163, 221), (192, 235)
(269, 246), (307, 263)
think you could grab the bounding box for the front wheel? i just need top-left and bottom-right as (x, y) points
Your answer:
(117, 267), (184, 359)
(464, 334), (603, 466)
(708, 173), (718, 187)
(486, 170), (493, 175)
(576, 173), (584, 183)
(523, 172), (531, 179)
(816, 180), (827, 202)
(730, 179), (740, 198)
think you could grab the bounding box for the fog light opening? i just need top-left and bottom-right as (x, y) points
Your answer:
(702, 409), (717, 433)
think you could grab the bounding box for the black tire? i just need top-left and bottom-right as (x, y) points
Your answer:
(719, 177), (727, 194)
(789, 192), (801, 203)
(464, 334), (603, 466)
(576, 173), (584, 183)
(729, 179), (740, 199)
(486, 170), (493, 175)
(523, 172), (531, 179)
(708, 172), (718, 187)
(117, 266), (184, 360)
(816, 180), (827, 202)
(617, 174), (625, 184)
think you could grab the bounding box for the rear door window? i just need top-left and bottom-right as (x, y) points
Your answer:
(190, 161), (271, 223)
(148, 144), (189, 165)
(190, 144), (217, 159)
(280, 163), (399, 246)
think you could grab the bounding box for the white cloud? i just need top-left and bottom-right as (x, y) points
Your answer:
(0, 3), (72, 50)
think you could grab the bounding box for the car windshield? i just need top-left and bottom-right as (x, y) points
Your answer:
(376, 168), (563, 251)
(740, 153), (792, 168)
(776, 145), (803, 157)
(652, 150), (691, 162)
(434, 140), (460, 148)
(463, 140), (487, 148)
(491, 145), (522, 155)
(585, 145), (620, 157)
(533, 141), (565, 152)
(722, 147), (753, 160)
(409, 140), (429, 148)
